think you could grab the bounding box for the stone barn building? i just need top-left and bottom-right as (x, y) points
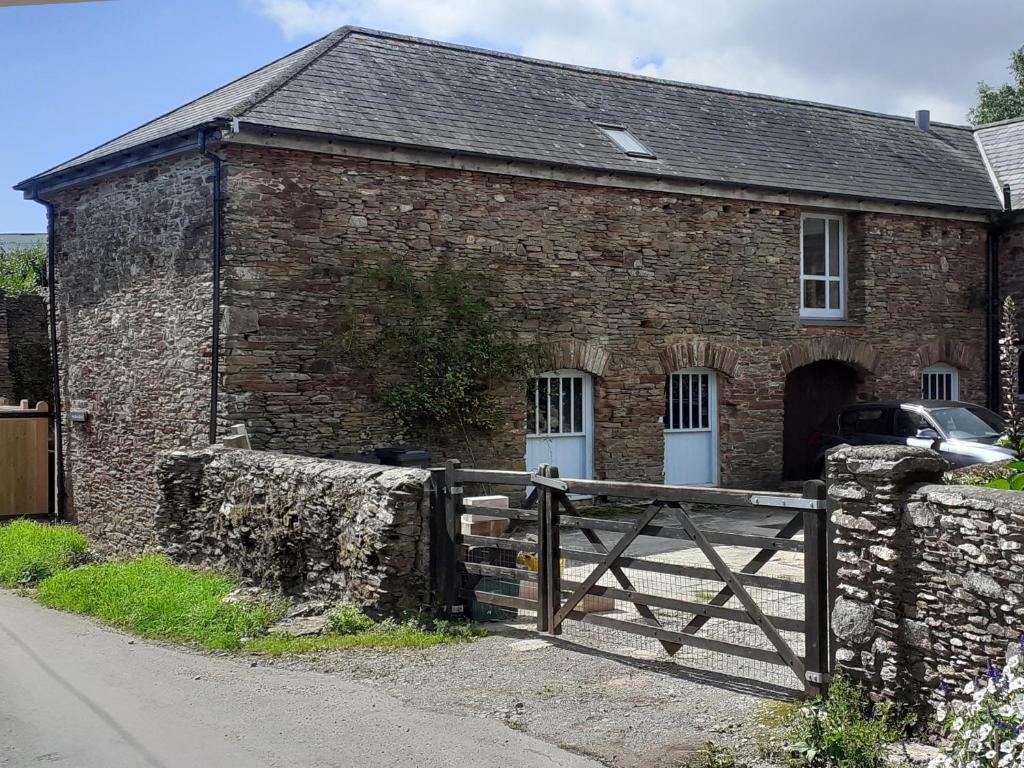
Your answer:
(15, 27), (1024, 549)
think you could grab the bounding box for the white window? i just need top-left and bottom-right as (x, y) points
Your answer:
(922, 364), (959, 400)
(527, 372), (586, 435)
(595, 124), (655, 158)
(800, 213), (845, 319)
(665, 371), (712, 431)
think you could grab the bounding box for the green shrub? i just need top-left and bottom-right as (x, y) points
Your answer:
(328, 604), (377, 634)
(36, 554), (284, 649)
(788, 674), (911, 768)
(0, 244), (46, 297)
(0, 520), (89, 586)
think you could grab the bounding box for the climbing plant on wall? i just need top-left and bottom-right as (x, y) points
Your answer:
(328, 260), (542, 453)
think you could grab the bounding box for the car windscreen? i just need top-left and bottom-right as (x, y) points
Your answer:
(926, 406), (1006, 440)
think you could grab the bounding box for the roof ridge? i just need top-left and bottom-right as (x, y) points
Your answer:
(974, 114), (1024, 131)
(228, 26), (355, 119)
(341, 26), (974, 131)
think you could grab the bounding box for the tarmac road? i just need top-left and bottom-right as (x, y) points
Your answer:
(0, 591), (598, 768)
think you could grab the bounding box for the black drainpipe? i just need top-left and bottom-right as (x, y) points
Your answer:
(987, 225), (1001, 412)
(28, 190), (66, 521)
(987, 184), (1014, 413)
(199, 129), (223, 445)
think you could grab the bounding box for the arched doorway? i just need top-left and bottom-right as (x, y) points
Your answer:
(783, 361), (858, 480)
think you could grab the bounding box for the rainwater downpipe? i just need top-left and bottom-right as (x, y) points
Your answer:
(199, 128), (223, 445)
(28, 190), (66, 521)
(987, 184), (1013, 412)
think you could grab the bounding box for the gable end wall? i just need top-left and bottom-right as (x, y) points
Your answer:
(50, 153), (214, 551)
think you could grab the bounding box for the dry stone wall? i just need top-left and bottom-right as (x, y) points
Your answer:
(155, 447), (431, 612)
(218, 143), (988, 489)
(829, 444), (1024, 707)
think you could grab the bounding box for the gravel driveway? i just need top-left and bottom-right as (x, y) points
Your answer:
(266, 620), (796, 767)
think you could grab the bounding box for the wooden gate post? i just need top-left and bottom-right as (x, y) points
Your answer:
(545, 466), (562, 635)
(802, 480), (830, 697)
(436, 459), (461, 618)
(535, 463), (551, 632)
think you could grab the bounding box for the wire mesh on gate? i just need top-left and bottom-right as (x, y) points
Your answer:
(464, 499), (807, 692)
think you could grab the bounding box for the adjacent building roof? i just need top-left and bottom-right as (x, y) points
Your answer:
(0, 233), (46, 251)
(975, 117), (1024, 211)
(16, 27), (1007, 212)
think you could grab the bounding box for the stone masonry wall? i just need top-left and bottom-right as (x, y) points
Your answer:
(0, 291), (12, 400)
(49, 153), (214, 551)
(219, 143), (989, 488)
(155, 447), (431, 613)
(4, 293), (51, 404)
(829, 444), (1024, 708)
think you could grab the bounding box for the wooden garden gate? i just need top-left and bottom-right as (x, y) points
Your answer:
(430, 461), (832, 695)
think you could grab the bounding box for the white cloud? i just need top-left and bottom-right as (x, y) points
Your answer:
(247, 0), (1024, 123)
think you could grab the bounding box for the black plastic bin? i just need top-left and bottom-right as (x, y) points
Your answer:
(374, 447), (432, 467)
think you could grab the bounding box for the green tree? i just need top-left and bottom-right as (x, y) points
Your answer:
(968, 46), (1024, 125)
(0, 244), (46, 297)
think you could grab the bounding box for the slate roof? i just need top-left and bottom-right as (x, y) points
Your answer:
(975, 117), (1024, 211)
(17, 27), (1006, 212)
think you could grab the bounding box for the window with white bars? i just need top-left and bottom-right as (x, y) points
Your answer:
(527, 373), (585, 435)
(800, 213), (845, 319)
(921, 364), (959, 400)
(664, 371), (711, 431)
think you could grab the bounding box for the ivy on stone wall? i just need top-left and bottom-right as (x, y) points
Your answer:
(327, 260), (540, 448)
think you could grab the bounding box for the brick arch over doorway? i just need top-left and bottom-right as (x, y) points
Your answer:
(536, 340), (610, 377)
(657, 338), (740, 377)
(779, 337), (881, 375)
(914, 339), (977, 371)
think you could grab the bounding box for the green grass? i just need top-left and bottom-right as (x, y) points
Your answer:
(5, 523), (484, 657)
(35, 554), (284, 650)
(0, 520), (89, 587)
(245, 609), (485, 656)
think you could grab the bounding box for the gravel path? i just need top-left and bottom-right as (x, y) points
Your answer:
(263, 621), (797, 767)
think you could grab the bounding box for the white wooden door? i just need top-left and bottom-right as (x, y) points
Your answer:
(525, 370), (593, 479)
(663, 369), (718, 485)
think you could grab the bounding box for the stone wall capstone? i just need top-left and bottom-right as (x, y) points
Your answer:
(155, 447), (432, 614)
(829, 444), (1024, 708)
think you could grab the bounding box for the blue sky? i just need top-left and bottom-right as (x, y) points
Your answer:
(3, 0), (1024, 232)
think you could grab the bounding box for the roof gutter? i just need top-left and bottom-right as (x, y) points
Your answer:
(25, 188), (66, 521)
(228, 120), (1002, 221)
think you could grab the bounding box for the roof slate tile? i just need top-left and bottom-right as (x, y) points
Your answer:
(17, 27), (1007, 211)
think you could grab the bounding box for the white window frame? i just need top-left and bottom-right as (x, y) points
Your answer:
(921, 364), (959, 401)
(664, 369), (715, 433)
(526, 370), (590, 437)
(800, 212), (846, 319)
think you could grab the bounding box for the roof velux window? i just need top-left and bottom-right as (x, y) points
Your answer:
(596, 124), (655, 158)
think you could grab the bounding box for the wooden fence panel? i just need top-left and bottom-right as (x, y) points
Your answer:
(0, 400), (49, 517)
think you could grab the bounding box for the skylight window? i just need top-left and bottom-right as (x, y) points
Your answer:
(596, 124), (655, 158)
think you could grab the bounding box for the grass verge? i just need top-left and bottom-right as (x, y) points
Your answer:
(5, 522), (483, 656)
(245, 608), (485, 656)
(35, 554), (285, 650)
(0, 520), (89, 587)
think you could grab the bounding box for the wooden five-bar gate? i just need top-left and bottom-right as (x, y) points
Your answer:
(430, 461), (832, 695)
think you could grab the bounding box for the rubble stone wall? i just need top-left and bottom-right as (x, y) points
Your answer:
(218, 143), (989, 488)
(829, 444), (1024, 707)
(155, 447), (431, 612)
